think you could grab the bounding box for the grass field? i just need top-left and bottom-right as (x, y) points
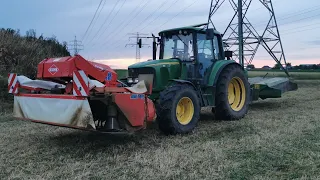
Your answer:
(115, 69), (320, 80)
(1, 80), (320, 179)
(248, 71), (320, 80)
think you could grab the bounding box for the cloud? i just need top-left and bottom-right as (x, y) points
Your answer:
(307, 40), (320, 45)
(1, 0), (320, 67)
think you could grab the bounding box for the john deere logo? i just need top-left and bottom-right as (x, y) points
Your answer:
(48, 64), (59, 75)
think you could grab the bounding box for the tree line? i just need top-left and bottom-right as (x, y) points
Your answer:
(0, 28), (70, 78)
(247, 63), (320, 70)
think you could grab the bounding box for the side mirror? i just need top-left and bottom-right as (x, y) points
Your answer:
(206, 29), (214, 40)
(225, 51), (233, 60)
(138, 39), (142, 48)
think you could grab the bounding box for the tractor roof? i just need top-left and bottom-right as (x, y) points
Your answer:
(159, 24), (221, 35)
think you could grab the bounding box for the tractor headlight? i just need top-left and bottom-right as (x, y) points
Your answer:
(134, 78), (139, 83)
(127, 77), (133, 83)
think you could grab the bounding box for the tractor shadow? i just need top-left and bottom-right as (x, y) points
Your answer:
(46, 126), (166, 157)
(42, 102), (285, 157)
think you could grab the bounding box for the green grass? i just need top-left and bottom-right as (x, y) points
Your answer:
(248, 71), (320, 80)
(114, 69), (128, 80)
(0, 80), (320, 179)
(114, 69), (320, 80)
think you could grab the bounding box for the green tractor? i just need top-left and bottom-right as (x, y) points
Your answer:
(126, 24), (250, 134)
(126, 24), (297, 134)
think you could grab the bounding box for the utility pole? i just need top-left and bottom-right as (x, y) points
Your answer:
(68, 36), (84, 56)
(125, 32), (149, 62)
(207, 0), (289, 76)
(238, 0), (244, 66)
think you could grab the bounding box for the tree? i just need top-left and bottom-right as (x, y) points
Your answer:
(247, 64), (255, 69)
(286, 62), (292, 69)
(273, 63), (282, 69)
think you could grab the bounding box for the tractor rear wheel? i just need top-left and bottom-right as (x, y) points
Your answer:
(214, 64), (250, 120)
(156, 84), (200, 135)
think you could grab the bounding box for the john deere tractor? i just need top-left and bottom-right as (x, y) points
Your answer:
(126, 24), (296, 134)
(126, 24), (250, 134)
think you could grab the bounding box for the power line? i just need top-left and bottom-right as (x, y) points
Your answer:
(102, 0), (180, 50)
(130, 0), (172, 33)
(84, 0), (107, 42)
(107, 0), (198, 53)
(97, 0), (128, 42)
(101, 0), (154, 47)
(150, 0), (198, 33)
(138, 0), (180, 32)
(87, 0), (146, 49)
(81, 0), (104, 41)
(253, 6), (320, 29)
(275, 4), (320, 19)
(282, 24), (320, 36)
(88, 0), (122, 47)
(281, 21), (320, 33)
(88, 0), (320, 64)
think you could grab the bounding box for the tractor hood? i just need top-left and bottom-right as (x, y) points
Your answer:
(128, 59), (180, 68)
(127, 59), (181, 94)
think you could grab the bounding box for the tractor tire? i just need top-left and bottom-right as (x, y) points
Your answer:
(156, 84), (200, 135)
(214, 64), (250, 120)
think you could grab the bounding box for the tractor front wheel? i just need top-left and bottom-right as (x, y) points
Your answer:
(214, 64), (250, 120)
(156, 84), (200, 135)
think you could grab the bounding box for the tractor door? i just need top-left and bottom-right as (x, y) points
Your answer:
(196, 33), (222, 85)
(161, 32), (197, 81)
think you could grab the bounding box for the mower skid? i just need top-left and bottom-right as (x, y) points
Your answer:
(13, 94), (96, 130)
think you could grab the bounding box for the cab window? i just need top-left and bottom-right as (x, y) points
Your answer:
(197, 33), (214, 62)
(162, 33), (194, 61)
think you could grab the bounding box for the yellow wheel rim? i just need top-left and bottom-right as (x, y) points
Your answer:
(176, 97), (194, 125)
(228, 77), (246, 111)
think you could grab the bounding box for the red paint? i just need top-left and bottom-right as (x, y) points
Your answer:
(16, 93), (86, 100)
(114, 93), (156, 127)
(20, 85), (42, 91)
(94, 87), (129, 93)
(8, 73), (17, 91)
(72, 70), (89, 96)
(73, 82), (82, 96)
(73, 70), (89, 96)
(146, 98), (156, 122)
(36, 55), (118, 87)
(65, 83), (73, 94)
(12, 82), (19, 94)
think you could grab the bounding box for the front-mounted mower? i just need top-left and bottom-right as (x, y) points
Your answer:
(8, 24), (297, 135)
(8, 55), (156, 133)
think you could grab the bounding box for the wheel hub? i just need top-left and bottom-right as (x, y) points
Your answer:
(228, 77), (246, 111)
(176, 97), (194, 125)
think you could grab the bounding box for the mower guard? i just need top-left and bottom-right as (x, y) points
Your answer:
(13, 94), (96, 130)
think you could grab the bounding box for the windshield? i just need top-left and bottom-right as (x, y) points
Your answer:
(162, 33), (194, 61)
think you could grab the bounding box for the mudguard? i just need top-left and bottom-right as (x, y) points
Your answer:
(208, 60), (244, 87)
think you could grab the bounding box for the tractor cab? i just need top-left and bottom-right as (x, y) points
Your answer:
(158, 25), (228, 85)
(127, 24), (233, 95)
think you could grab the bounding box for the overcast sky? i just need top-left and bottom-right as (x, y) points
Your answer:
(1, 0), (320, 68)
